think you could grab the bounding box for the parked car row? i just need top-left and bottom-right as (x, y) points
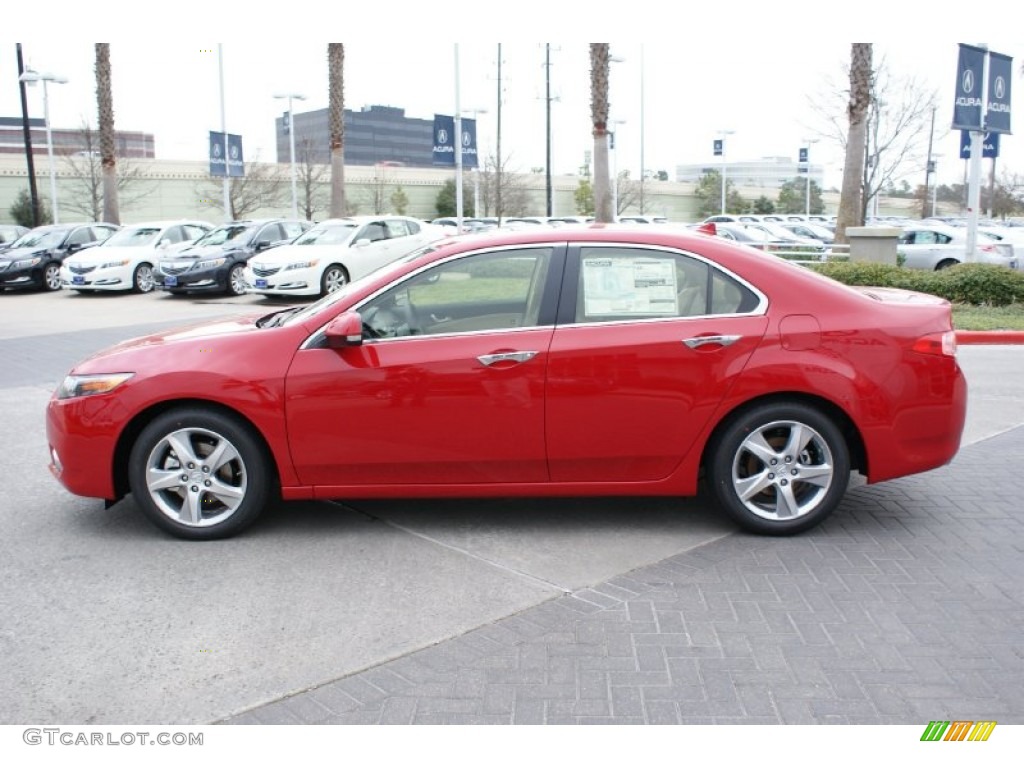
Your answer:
(0, 216), (455, 299)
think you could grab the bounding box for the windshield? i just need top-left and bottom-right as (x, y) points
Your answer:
(103, 227), (161, 247)
(292, 223), (358, 246)
(8, 228), (68, 250)
(194, 224), (253, 247)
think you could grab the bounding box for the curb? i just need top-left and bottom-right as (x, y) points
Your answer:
(956, 330), (1024, 345)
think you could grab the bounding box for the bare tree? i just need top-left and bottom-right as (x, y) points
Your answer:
(835, 44), (872, 244)
(328, 44), (346, 217)
(476, 154), (531, 218)
(95, 43), (120, 224)
(590, 44), (612, 223)
(615, 170), (641, 215)
(197, 157), (288, 219)
(295, 138), (328, 221)
(61, 123), (153, 221)
(361, 164), (395, 214)
(813, 57), (936, 224)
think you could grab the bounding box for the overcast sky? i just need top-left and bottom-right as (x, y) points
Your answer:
(3, 11), (1020, 193)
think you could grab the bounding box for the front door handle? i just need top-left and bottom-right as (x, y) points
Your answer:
(477, 351), (538, 366)
(682, 334), (741, 349)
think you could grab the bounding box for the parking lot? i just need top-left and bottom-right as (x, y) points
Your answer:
(1, 287), (1022, 724)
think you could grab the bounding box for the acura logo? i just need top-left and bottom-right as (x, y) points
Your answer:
(962, 70), (974, 94)
(994, 76), (1006, 100)
(437, 129), (448, 144)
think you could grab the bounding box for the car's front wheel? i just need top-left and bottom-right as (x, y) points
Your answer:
(41, 262), (62, 291)
(128, 408), (272, 540)
(320, 264), (349, 296)
(133, 263), (155, 293)
(706, 401), (850, 535)
(227, 263), (247, 296)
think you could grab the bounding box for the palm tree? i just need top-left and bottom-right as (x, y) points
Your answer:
(835, 44), (872, 243)
(95, 44), (120, 224)
(590, 44), (612, 223)
(328, 44), (346, 217)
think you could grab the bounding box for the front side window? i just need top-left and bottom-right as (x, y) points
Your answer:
(360, 247), (553, 339)
(386, 219), (411, 238)
(67, 228), (95, 246)
(358, 222), (388, 243)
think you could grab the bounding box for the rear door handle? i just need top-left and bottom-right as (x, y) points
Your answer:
(477, 351), (538, 366)
(682, 334), (741, 349)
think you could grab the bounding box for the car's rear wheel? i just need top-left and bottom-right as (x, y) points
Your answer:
(936, 258), (959, 270)
(133, 263), (155, 293)
(227, 263), (247, 296)
(320, 264), (349, 296)
(128, 408), (272, 540)
(41, 262), (61, 291)
(706, 401), (850, 535)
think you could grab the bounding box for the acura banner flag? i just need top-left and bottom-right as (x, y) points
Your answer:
(959, 130), (999, 159)
(986, 51), (1013, 134)
(952, 43), (986, 131)
(432, 115), (478, 168)
(209, 131), (245, 178)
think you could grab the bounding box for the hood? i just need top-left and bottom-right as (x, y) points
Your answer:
(162, 244), (236, 261)
(248, 242), (342, 266)
(66, 244), (155, 265)
(0, 246), (50, 261)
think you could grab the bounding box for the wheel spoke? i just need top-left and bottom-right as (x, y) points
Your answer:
(207, 478), (244, 505)
(147, 467), (182, 493)
(742, 431), (779, 465)
(181, 487), (203, 525)
(165, 432), (199, 467)
(782, 423), (813, 459)
(735, 470), (775, 502)
(796, 463), (833, 487)
(204, 439), (239, 474)
(774, 483), (801, 519)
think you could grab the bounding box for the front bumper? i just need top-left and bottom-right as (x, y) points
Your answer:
(0, 264), (42, 288)
(61, 264), (132, 290)
(243, 265), (319, 296)
(156, 264), (229, 293)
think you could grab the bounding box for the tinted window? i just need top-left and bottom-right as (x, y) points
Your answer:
(184, 224), (209, 241)
(280, 222), (306, 240)
(360, 247), (553, 339)
(385, 219), (411, 238)
(359, 222), (388, 242)
(711, 270), (758, 314)
(256, 224), (283, 244)
(68, 228), (94, 246)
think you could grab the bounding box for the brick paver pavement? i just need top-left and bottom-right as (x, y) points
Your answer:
(224, 425), (1024, 725)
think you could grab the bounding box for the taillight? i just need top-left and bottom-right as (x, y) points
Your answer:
(912, 331), (957, 357)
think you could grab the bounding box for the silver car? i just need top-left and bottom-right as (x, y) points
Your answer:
(897, 223), (1017, 270)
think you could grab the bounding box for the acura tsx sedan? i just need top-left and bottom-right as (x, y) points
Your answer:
(46, 225), (967, 540)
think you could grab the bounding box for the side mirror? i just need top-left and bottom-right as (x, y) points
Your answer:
(324, 311), (364, 348)
(354, 238), (372, 247)
(256, 240), (272, 251)
(65, 242), (83, 254)
(159, 239), (171, 248)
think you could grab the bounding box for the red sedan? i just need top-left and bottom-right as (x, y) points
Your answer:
(46, 226), (967, 540)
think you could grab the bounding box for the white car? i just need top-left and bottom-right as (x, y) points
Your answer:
(244, 216), (449, 297)
(898, 223), (1017, 271)
(61, 220), (211, 293)
(978, 225), (1024, 271)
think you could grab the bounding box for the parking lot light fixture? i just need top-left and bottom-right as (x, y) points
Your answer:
(19, 70), (68, 224)
(717, 129), (735, 215)
(273, 92), (307, 220)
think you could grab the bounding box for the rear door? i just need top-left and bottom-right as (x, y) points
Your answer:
(545, 244), (769, 482)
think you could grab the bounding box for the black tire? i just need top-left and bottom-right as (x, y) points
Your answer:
(226, 263), (247, 296)
(935, 258), (959, 270)
(41, 262), (62, 291)
(132, 262), (155, 293)
(128, 407), (272, 540)
(706, 401), (850, 535)
(320, 264), (349, 296)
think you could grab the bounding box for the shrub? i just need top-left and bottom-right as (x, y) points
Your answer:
(808, 262), (1024, 306)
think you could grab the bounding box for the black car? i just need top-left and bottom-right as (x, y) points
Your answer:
(0, 223), (119, 291)
(155, 219), (310, 296)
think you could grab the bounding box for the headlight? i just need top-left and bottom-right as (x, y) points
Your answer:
(12, 256), (42, 269)
(57, 373), (134, 400)
(193, 258), (227, 270)
(284, 260), (319, 270)
(100, 259), (131, 269)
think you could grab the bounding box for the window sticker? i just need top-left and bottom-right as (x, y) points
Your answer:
(582, 257), (678, 316)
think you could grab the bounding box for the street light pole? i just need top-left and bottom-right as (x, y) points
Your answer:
(610, 119), (626, 219)
(273, 92), (306, 219)
(19, 69), (68, 225)
(462, 107), (488, 218)
(717, 129), (735, 215)
(802, 138), (818, 216)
